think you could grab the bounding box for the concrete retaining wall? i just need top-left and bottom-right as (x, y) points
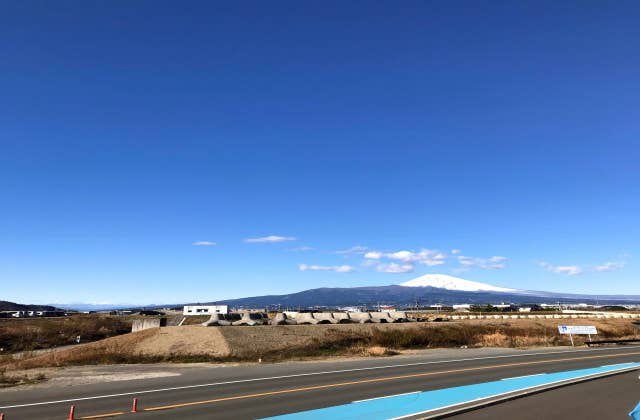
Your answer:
(132, 318), (166, 332)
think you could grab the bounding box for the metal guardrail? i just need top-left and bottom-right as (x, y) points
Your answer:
(586, 339), (640, 346)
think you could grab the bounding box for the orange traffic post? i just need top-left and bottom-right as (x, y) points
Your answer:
(67, 405), (75, 420)
(131, 398), (138, 413)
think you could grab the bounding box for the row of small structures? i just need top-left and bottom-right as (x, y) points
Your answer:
(201, 311), (416, 326)
(199, 311), (639, 327)
(129, 311), (640, 331)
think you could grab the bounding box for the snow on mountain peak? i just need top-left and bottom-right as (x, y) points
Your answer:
(399, 274), (516, 293)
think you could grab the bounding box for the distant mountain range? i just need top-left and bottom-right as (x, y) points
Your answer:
(0, 301), (62, 312)
(17, 274), (639, 311)
(215, 274), (640, 309)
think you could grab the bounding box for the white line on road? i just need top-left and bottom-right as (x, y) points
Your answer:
(600, 362), (636, 368)
(1, 345), (639, 410)
(353, 391), (420, 403)
(501, 373), (545, 380)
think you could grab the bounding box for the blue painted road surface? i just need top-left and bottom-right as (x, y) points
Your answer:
(264, 362), (640, 420)
(630, 401), (640, 420)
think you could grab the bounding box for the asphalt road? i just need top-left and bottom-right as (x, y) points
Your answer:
(1, 346), (639, 419)
(450, 370), (640, 420)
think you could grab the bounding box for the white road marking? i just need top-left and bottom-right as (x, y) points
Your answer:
(1, 345), (639, 410)
(501, 373), (545, 380)
(600, 362), (634, 368)
(353, 391), (420, 403)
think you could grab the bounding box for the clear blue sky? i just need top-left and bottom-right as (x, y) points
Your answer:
(1, 1), (638, 304)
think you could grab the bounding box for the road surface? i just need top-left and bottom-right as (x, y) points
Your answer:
(1, 346), (639, 419)
(451, 370), (640, 419)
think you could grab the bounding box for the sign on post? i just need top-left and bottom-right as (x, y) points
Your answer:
(558, 325), (598, 346)
(558, 326), (598, 335)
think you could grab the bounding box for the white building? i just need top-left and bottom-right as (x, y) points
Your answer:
(183, 305), (228, 316)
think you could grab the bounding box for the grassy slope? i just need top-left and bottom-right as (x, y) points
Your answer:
(0, 315), (132, 353)
(3, 318), (639, 370)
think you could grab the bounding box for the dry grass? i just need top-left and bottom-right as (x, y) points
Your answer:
(0, 315), (132, 353)
(254, 320), (639, 361)
(350, 345), (397, 357)
(0, 367), (46, 388)
(3, 318), (638, 369)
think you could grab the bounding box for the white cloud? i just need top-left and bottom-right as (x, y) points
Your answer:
(364, 249), (446, 266)
(555, 266), (583, 275)
(364, 251), (384, 260)
(539, 261), (583, 276)
(245, 235), (296, 243)
(594, 261), (625, 272)
(541, 259), (626, 275)
(376, 263), (414, 273)
(289, 246), (315, 252)
(299, 264), (355, 273)
(361, 258), (378, 267)
(458, 255), (507, 270)
(451, 249), (461, 255)
(334, 246), (368, 255)
(192, 241), (217, 246)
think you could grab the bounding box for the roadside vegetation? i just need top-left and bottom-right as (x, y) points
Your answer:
(3, 319), (638, 372)
(0, 367), (46, 388)
(0, 315), (132, 353)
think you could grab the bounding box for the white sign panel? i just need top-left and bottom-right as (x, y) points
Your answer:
(558, 325), (598, 335)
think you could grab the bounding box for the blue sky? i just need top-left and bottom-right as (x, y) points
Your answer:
(1, 1), (639, 304)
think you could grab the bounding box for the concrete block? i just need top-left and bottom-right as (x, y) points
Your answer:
(349, 312), (373, 323)
(314, 313), (338, 324)
(332, 312), (352, 323)
(202, 313), (232, 326)
(294, 312), (319, 325)
(371, 312), (395, 323)
(232, 312), (267, 326)
(272, 312), (297, 325)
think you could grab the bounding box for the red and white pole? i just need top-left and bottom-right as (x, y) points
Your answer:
(131, 398), (138, 413)
(67, 405), (75, 420)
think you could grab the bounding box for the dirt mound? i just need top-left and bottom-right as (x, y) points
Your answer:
(9, 326), (230, 369)
(131, 326), (230, 357)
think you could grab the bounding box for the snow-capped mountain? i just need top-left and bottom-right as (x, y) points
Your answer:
(400, 274), (517, 293)
(53, 275), (640, 310)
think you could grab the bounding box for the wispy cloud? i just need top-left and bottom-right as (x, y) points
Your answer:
(364, 251), (384, 259)
(539, 261), (583, 276)
(451, 249), (461, 255)
(299, 264), (355, 273)
(458, 255), (507, 270)
(334, 246), (368, 255)
(364, 249), (446, 266)
(376, 263), (414, 273)
(192, 241), (217, 246)
(540, 258), (626, 275)
(594, 261), (625, 272)
(289, 246), (315, 252)
(245, 235), (296, 243)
